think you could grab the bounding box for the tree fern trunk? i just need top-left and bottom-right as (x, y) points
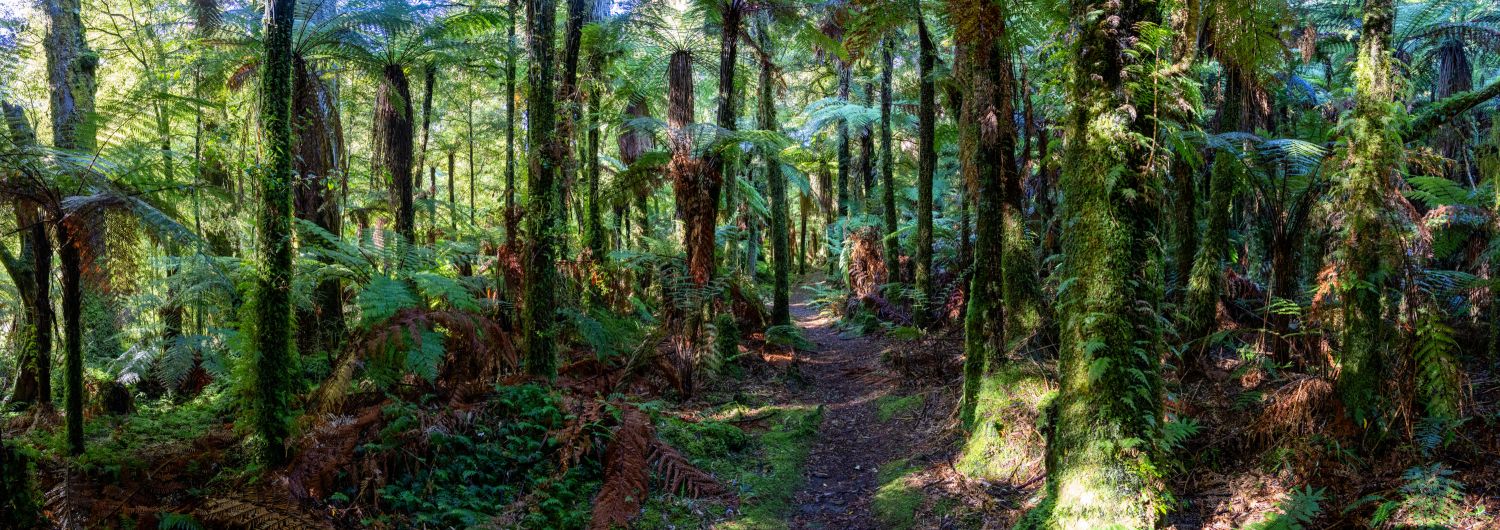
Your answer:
(377, 64), (416, 241)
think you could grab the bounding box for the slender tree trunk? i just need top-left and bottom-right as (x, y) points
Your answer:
(522, 0), (562, 377)
(1183, 69), (1247, 344)
(953, 0), (1018, 426)
(1338, 0), (1401, 424)
(881, 37), (899, 283)
(1037, 0), (1166, 524)
(836, 62), (852, 220)
(861, 83), (876, 212)
(914, 10), (936, 327)
(251, 0), (298, 465)
(44, 0), (96, 456)
(415, 65), (436, 185)
(758, 20), (790, 325)
(505, 0), (518, 235)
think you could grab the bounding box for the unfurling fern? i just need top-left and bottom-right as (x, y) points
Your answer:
(1413, 307), (1461, 422)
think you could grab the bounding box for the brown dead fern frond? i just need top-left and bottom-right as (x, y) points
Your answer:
(1248, 375), (1355, 447)
(589, 407), (653, 530)
(649, 437), (728, 499)
(194, 494), (331, 530)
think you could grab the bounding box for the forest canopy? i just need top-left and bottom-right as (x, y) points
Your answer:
(2, 0), (1500, 528)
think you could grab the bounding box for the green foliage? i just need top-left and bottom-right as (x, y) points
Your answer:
(1241, 487), (1325, 530)
(1413, 307), (1461, 422)
(0, 441), (43, 529)
(641, 405), (822, 530)
(366, 384), (596, 528)
(1369, 465), (1465, 529)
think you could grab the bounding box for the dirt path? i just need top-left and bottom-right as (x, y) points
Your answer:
(781, 280), (930, 529)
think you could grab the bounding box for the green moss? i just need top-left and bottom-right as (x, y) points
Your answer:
(956, 365), (1052, 482)
(872, 460), (922, 529)
(876, 393), (924, 422)
(640, 405), (823, 530)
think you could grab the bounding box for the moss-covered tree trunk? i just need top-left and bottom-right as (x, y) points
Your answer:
(914, 9), (937, 328)
(952, 4), (1015, 426)
(880, 37), (899, 283)
(1034, 0), (1166, 525)
(253, 0), (297, 465)
(1338, 0), (1402, 424)
(415, 65), (437, 190)
(1182, 149), (1239, 344)
(522, 0), (562, 377)
(758, 19), (791, 326)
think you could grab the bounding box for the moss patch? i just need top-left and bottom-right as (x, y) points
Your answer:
(876, 393), (924, 422)
(955, 364), (1053, 482)
(872, 459), (923, 529)
(640, 405), (823, 529)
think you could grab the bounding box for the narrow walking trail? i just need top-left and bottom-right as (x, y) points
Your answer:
(777, 280), (938, 529)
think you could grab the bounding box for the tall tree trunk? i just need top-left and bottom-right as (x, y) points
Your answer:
(953, 0), (1019, 426)
(1338, 0), (1401, 424)
(44, 0), (96, 456)
(252, 0), (298, 465)
(522, 0), (563, 377)
(758, 19), (790, 326)
(1037, 0), (1166, 524)
(914, 10), (936, 327)
(505, 0), (519, 236)
(836, 62), (852, 220)
(292, 55), (345, 354)
(377, 64), (416, 241)
(415, 65), (436, 186)
(861, 83), (876, 212)
(881, 37), (900, 283)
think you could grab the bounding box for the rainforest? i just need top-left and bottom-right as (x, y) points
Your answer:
(1, 0), (1499, 528)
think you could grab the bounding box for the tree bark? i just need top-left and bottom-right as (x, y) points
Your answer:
(1338, 0), (1401, 424)
(914, 9), (936, 327)
(252, 0), (298, 465)
(881, 37), (899, 283)
(292, 55), (345, 354)
(758, 19), (790, 326)
(1036, 0), (1167, 524)
(377, 64), (416, 241)
(522, 0), (562, 377)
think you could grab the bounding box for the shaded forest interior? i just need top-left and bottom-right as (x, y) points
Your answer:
(4, 0), (1500, 528)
